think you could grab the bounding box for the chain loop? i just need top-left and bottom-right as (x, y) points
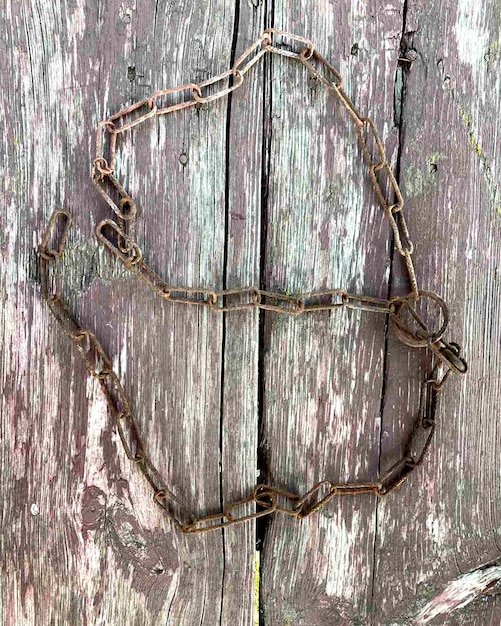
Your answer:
(181, 492), (277, 534)
(108, 97), (157, 133)
(39, 30), (467, 535)
(94, 121), (117, 175)
(47, 296), (82, 338)
(377, 457), (416, 496)
(342, 293), (392, 313)
(95, 219), (143, 266)
(45, 211), (463, 532)
(208, 287), (261, 311)
(429, 339), (468, 375)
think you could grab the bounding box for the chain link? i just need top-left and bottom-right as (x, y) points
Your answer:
(40, 30), (468, 535)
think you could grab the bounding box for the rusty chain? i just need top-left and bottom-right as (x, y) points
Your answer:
(39, 29), (468, 535)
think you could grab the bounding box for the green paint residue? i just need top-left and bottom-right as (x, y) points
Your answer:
(455, 102), (500, 214)
(253, 550), (260, 625)
(459, 106), (470, 126)
(283, 605), (301, 624)
(403, 162), (437, 198)
(485, 40), (501, 66)
(419, 582), (436, 600)
(459, 105), (485, 158)
(429, 152), (446, 165)
(402, 151), (447, 198)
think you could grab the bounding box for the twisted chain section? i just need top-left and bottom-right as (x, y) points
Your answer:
(39, 30), (468, 534)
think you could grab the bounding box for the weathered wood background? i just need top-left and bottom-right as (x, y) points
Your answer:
(1, 0), (501, 624)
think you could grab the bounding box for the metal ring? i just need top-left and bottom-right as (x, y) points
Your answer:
(390, 290), (449, 348)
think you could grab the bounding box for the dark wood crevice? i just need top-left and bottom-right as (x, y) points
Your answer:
(369, 0), (411, 620)
(218, 2), (242, 623)
(256, 2), (274, 553)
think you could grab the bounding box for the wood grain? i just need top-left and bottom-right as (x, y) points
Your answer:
(1, 1), (500, 625)
(259, 3), (402, 624)
(2, 1), (244, 623)
(371, 1), (501, 623)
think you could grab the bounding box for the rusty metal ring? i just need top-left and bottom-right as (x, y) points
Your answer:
(389, 290), (449, 348)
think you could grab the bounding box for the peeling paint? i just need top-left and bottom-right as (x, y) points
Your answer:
(414, 564), (501, 624)
(3, 0), (500, 624)
(455, 0), (490, 67)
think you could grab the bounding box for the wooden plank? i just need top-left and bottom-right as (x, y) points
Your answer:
(219, 6), (269, 626)
(371, 0), (501, 623)
(0, 1), (258, 624)
(259, 4), (404, 624)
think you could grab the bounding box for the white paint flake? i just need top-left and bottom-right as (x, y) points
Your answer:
(455, 0), (489, 67)
(415, 566), (501, 624)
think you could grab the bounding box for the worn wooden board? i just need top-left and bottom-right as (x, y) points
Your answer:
(258, 2), (400, 624)
(1, 1), (500, 625)
(371, 1), (501, 624)
(2, 1), (246, 624)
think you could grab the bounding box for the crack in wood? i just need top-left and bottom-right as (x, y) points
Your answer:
(370, 0), (411, 621)
(218, 6), (242, 625)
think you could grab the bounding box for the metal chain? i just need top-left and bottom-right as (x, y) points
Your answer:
(39, 29), (468, 535)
